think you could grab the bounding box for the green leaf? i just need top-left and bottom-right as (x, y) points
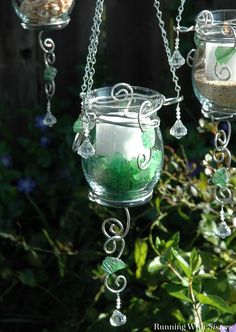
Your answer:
(19, 270), (37, 287)
(163, 283), (191, 303)
(171, 248), (192, 278)
(134, 239), (148, 278)
(190, 248), (202, 275)
(197, 294), (232, 314)
(215, 46), (236, 65)
(147, 257), (164, 273)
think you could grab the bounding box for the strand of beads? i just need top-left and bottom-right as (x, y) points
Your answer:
(101, 208), (130, 326)
(39, 32), (57, 127)
(212, 121), (232, 238)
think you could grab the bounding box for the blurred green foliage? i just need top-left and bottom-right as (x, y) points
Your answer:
(0, 99), (236, 332)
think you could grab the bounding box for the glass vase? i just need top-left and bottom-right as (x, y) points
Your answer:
(192, 10), (236, 119)
(12, 0), (75, 30)
(80, 84), (164, 207)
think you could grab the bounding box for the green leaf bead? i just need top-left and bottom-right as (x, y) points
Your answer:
(101, 256), (126, 275)
(215, 46), (236, 65)
(212, 167), (229, 189)
(73, 119), (84, 133)
(142, 129), (155, 148)
(43, 66), (57, 82)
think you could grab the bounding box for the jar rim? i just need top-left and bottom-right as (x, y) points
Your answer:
(195, 9), (236, 42)
(81, 84), (164, 111)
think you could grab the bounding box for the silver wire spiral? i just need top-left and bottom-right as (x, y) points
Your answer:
(102, 208), (130, 294)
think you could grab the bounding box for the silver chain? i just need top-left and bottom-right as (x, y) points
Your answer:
(153, 0), (182, 98)
(175, 0), (186, 50)
(81, 0), (105, 98)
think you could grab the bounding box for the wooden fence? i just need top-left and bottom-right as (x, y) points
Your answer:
(0, 0), (236, 110)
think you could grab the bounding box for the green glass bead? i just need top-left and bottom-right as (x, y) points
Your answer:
(142, 129), (155, 148)
(43, 66), (57, 82)
(102, 256), (126, 275)
(212, 167), (229, 189)
(73, 119), (84, 133)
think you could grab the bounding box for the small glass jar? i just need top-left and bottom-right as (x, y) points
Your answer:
(192, 10), (236, 119)
(12, 0), (75, 30)
(81, 85), (164, 207)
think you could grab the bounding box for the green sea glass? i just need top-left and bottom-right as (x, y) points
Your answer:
(212, 167), (229, 189)
(102, 257), (126, 275)
(44, 66), (57, 82)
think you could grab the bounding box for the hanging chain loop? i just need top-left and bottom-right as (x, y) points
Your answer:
(81, 0), (105, 100)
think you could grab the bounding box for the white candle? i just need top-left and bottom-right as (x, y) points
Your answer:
(95, 117), (149, 160)
(205, 42), (236, 81)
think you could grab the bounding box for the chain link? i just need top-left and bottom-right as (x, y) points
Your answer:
(153, 0), (182, 98)
(175, 0), (186, 49)
(81, 0), (105, 98)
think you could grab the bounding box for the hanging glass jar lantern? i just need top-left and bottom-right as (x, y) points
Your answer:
(12, 0), (75, 30)
(72, 0), (185, 326)
(12, 0), (75, 127)
(192, 10), (236, 120)
(183, 9), (235, 238)
(74, 84), (164, 207)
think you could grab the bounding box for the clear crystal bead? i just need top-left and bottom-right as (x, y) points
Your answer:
(169, 50), (185, 69)
(170, 119), (187, 139)
(216, 222), (231, 239)
(110, 310), (127, 327)
(43, 112), (57, 127)
(77, 138), (95, 159)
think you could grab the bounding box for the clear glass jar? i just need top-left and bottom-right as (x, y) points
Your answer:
(81, 85), (164, 207)
(12, 0), (75, 30)
(192, 10), (236, 119)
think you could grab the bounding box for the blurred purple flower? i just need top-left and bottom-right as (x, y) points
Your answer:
(17, 177), (36, 194)
(34, 115), (47, 130)
(220, 325), (236, 332)
(188, 160), (202, 177)
(40, 136), (50, 147)
(0, 154), (12, 168)
(59, 169), (70, 178)
(230, 324), (236, 332)
(220, 327), (227, 332)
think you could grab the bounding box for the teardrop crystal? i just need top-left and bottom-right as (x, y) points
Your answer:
(43, 112), (57, 127)
(110, 310), (127, 327)
(216, 222), (231, 239)
(170, 119), (187, 139)
(169, 50), (185, 69)
(77, 138), (95, 159)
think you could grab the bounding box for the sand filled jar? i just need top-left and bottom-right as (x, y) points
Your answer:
(12, 0), (75, 30)
(77, 84), (164, 207)
(192, 10), (236, 119)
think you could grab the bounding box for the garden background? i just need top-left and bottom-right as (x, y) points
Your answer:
(0, 0), (236, 331)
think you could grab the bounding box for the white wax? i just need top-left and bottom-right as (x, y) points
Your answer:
(205, 42), (236, 81)
(95, 122), (149, 160)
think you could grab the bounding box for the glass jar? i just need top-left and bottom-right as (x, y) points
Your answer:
(192, 10), (236, 119)
(12, 0), (75, 30)
(81, 84), (164, 207)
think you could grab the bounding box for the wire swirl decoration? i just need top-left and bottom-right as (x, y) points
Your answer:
(102, 208), (130, 294)
(213, 121), (232, 205)
(111, 83), (134, 102)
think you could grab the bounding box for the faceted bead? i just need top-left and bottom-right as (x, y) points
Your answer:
(43, 66), (57, 82)
(170, 119), (187, 139)
(43, 112), (57, 127)
(77, 138), (95, 159)
(216, 222), (231, 239)
(169, 50), (185, 69)
(110, 310), (127, 327)
(102, 257), (126, 275)
(212, 167), (229, 189)
(142, 128), (155, 148)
